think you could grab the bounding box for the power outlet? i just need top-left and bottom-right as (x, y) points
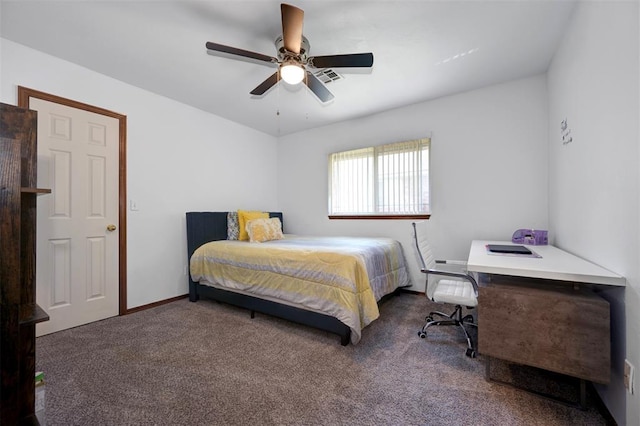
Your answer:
(624, 359), (635, 394)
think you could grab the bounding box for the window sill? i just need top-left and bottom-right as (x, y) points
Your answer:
(328, 214), (431, 220)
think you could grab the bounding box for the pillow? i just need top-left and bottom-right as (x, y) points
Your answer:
(237, 210), (268, 241)
(227, 211), (239, 240)
(246, 217), (284, 243)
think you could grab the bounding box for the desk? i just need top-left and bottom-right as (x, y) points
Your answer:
(467, 240), (626, 286)
(467, 240), (625, 407)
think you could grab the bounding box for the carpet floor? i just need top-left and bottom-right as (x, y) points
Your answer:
(36, 292), (610, 425)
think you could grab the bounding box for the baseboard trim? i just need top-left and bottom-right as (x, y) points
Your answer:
(124, 294), (188, 315)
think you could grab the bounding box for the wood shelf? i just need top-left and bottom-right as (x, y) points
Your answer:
(21, 187), (51, 194)
(19, 304), (50, 326)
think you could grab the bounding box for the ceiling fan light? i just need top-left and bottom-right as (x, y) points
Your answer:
(280, 63), (305, 85)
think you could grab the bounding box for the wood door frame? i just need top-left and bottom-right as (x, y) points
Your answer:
(18, 86), (128, 315)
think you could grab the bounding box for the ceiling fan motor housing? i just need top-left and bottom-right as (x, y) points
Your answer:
(275, 35), (310, 64)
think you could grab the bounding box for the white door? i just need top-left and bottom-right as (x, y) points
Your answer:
(31, 97), (120, 336)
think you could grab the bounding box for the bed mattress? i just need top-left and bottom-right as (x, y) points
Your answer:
(190, 235), (411, 343)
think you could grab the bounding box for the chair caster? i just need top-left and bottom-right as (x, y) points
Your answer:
(418, 331), (426, 338)
(425, 315), (433, 322)
(463, 314), (474, 323)
(465, 348), (477, 358)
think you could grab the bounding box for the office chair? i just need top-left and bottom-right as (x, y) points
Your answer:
(412, 222), (479, 358)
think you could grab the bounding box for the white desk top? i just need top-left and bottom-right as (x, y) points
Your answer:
(467, 240), (625, 286)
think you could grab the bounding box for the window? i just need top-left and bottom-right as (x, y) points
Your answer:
(328, 138), (430, 218)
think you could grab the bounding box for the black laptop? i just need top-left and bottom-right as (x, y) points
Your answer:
(486, 244), (532, 255)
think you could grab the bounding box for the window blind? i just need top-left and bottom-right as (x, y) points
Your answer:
(329, 138), (430, 216)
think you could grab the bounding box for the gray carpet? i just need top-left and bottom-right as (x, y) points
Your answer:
(36, 293), (610, 425)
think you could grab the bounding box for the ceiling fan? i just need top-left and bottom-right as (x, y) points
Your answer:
(205, 3), (374, 103)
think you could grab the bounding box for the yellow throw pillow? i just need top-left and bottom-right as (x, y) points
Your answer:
(246, 217), (283, 243)
(237, 210), (268, 241)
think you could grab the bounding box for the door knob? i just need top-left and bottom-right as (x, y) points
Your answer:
(106, 224), (117, 232)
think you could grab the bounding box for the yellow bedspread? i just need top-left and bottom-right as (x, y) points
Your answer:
(189, 235), (410, 343)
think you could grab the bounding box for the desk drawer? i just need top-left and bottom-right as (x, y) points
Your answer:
(478, 280), (610, 384)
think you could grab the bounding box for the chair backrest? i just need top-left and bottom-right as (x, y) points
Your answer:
(412, 221), (435, 270)
(412, 221), (441, 299)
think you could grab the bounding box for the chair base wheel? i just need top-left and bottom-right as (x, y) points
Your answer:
(418, 331), (426, 338)
(465, 348), (476, 358)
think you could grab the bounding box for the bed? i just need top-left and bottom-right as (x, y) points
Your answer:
(186, 211), (411, 345)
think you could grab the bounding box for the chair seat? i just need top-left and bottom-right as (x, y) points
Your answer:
(432, 279), (478, 307)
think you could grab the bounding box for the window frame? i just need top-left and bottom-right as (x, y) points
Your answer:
(328, 138), (431, 220)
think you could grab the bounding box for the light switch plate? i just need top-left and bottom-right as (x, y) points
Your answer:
(624, 359), (634, 394)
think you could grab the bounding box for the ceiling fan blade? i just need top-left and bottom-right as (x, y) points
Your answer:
(281, 3), (304, 54)
(305, 71), (334, 103)
(206, 42), (277, 64)
(308, 53), (374, 68)
(250, 72), (280, 96)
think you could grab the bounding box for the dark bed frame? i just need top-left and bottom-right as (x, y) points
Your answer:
(186, 211), (352, 345)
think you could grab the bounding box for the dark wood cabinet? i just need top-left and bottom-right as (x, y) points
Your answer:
(478, 276), (610, 384)
(1, 102), (50, 424)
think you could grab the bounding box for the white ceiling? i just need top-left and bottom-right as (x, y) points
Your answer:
(1, 1), (577, 136)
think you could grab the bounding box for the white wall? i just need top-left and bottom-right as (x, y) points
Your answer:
(0, 38), (279, 309)
(547, 2), (639, 425)
(5, 6), (636, 420)
(278, 75), (549, 291)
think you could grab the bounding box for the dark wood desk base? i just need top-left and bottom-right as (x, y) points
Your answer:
(485, 356), (588, 410)
(478, 274), (610, 407)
